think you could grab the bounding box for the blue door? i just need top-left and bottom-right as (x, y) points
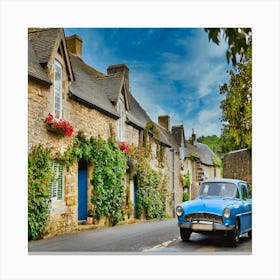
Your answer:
(78, 169), (87, 221)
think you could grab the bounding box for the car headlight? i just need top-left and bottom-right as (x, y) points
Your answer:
(223, 208), (231, 219)
(176, 205), (184, 217)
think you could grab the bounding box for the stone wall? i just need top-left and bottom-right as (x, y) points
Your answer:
(222, 148), (252, 187)
(166, 149), (183, 217)
(124, 123), (140, 147)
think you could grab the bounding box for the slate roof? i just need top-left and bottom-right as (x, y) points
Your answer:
(28, 28), (62, 65)
(126, 92), (151, 130)
(155, 124), (179, 148)
(185, 141), (215, 166)
(68, 54), (119, 118)
(96, 73), (124, 103)
(28, 39), (51, 84)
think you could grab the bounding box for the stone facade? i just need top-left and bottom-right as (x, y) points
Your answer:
(223, 148), (252, 187)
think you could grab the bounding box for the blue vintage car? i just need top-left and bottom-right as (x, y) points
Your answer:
(176, 178), (252, 246)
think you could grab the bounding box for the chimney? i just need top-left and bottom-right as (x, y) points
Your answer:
(192, 128), (197, 145)
(66, 34), (83, 57)
(158, 115), (170, 131)
(107, 64), (129, 90)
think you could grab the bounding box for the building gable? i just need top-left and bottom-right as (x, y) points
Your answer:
(29, 28), (74, 83)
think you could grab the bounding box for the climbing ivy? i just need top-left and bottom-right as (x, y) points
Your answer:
(28, 145), (53, 240)
(89, 137), (127, 225)
(132, 147), (169, 219)
(28, 130), (170, 238)
(143, 121), (159, 149)
(182, 171), (191, 187)
(189, 151), (199, 162)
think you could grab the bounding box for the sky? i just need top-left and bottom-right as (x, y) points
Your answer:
(65, 28), (231, 139)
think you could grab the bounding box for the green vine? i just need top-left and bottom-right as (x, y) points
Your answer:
(182, 192), (189, 202)
(28, 145), (53, 240)
(143, 121), (159, 149)
(156, 144), (166, 168)
(182, 171), (191, 187)
(89, 137), (127, 225)
(132, 147), (169, 219)
(189, 151), (199, 162)
(28, 129), (170, 239)
(212, 153), (222, 167)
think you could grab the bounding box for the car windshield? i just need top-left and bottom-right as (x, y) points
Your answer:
(198, 182), (238, 198)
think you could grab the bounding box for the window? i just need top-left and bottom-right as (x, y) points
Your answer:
(179, 147), (185, 161)
(117, 99), (123, 141)
(49, 161), (64, 202)
(241, 184), (248, 200)
(54, 60), (62, 119)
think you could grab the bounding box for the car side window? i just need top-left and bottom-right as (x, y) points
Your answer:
(241, 184), (248, 200)
(247, 184), (252, 199)
(236, 189), (240, 199)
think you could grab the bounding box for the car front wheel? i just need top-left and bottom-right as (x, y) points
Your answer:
(180, 228), (192, 242)
(229, 219), (240, 247)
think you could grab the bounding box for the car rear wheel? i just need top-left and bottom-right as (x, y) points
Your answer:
(229, 219), (240, 247)
(180, 228), (191, 242)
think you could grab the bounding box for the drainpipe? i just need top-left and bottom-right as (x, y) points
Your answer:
(170, 148), (175, 217)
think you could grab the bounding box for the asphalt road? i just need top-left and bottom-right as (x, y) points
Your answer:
(28, 218), (252, 254)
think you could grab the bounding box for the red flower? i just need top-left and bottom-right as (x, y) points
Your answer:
(45, 113), (74, 137)
(119, 142), (131, 153)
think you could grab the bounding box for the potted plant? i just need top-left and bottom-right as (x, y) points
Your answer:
(87, 209), (94, 224)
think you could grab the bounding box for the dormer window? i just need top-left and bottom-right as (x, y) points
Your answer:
(54, 60), (62, 119)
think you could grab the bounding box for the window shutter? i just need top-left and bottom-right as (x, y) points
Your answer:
(49, 161), (64, 202)
(57, 164), (63, 200)
(52, 163), (58, 201)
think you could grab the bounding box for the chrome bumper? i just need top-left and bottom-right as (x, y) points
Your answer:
(178, 221), (234, 231)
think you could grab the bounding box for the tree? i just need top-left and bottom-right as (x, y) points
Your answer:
(220, 37), (252, 150)
(205, 28), (252, 67)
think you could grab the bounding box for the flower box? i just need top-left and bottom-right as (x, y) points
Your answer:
(46, 123), (66, 135)
(45, 113), (74, 137)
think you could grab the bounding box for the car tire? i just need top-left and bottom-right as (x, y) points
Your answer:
(248, 230), (252, 239)
(229, 219), (240, 247)
(180, 228), (191, 242)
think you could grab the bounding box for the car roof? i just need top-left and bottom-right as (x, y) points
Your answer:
(202, 178), (248, 184)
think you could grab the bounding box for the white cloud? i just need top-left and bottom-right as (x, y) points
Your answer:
(198, 108), (220, 124)
(197, 64), (227, 97)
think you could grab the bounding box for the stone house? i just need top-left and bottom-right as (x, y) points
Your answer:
(28, 28), (186, 237)
(171, 126), (221, 199)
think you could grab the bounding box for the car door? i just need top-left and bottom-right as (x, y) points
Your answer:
(239, 183), (252, 233)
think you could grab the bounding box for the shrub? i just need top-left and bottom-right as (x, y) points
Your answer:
(183, 192), (189, 202)
(28, 145), (52, 240)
